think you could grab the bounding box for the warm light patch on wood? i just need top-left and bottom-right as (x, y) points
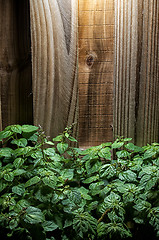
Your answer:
(78, 0), (115, 147)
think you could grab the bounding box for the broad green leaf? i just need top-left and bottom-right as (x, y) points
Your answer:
(53, 135), (63, 142)
(61, 169), (74, 180)
(87, 201), (98, 211)
(25, 176), (41, 187)
(14, 199), (30, 212)
(42, 221), (58, 231)
(28, 133), (38, 142)
(13, 169), (26, 176)
(12, 184), (25, 196)
(125, 143), (143, 152)
(64, 219), (73, 228)
(13, 158), (25, 168)
(11, 138), (27, 147)
(79, 187), (92, 200)
(11, 125), (22, 134)
(42, 175), (57, 188)
(13, 146), (32, 157)
(83, 175), (99, 184)
(100, 164), (117, 179)
(57, 142), (68, 154)
(0, 148), (13, 157)
(133, 200), (151, 212)
(24, 206), (45, 224)
(143, 149), (157, 159)
(44, 148), (56, 156)
(116, 150), (131, 158)
(119, 170), (137, 182)
(98, 147), (111, 160)
(89, 182), (104, 196)
(4, 172), (14, 181)
(22, 125), (38, 133)
(112, 141), (124, 149)
(0, 130), (13, 140)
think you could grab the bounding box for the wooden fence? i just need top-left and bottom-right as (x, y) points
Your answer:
(0, 0), (158, 147)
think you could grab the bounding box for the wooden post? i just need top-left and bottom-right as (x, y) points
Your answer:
(114, 0), (159, 145)
(29, 0), (78, 139)
(78, 0), (115, 147)
(0, 0), (33, 129)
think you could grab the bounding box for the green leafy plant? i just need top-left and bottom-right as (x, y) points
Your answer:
(0, 125), (158, 240)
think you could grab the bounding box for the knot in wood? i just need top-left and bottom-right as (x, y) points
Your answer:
(86, 54), (94, 67)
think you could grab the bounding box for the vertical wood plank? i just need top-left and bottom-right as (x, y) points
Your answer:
(0, 0), (33, 129)
(114, 0), (159, 145)
(136, 0), (159, 145)
(78, 0), (114, 148)
(30, 0), (78, 138)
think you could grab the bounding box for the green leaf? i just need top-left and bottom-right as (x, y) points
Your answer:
(45, 141), (54, 146)
(64, 219), (73, 228)
(123, 138), (132, 142)
(0, 148), (13, 157)
(13, 158), (25, 168)
(143, 149), (157, 159)
(0, 180), (7, 192)
(57, 142), (68, 154)
(24, 206), (45, 224)
(12, 184), (25, 196)
(13, 169), (26, 176)
(125, 143), (143, 152)
(119, 170), (137, 182)
(22, 125), (38, 133)
(98, 147), (111, 160)
(53, 135), (63, 142)
(116, 150), (131, 158)
(44, 148), (56, 156)
(61, 169), (74, 180)
(0, 130), (13, 140)
(68, 136), (77, 142)
(11, 138), (28, 147)
(9, 218), (19, 230)
(42, 175), (57, 188)
(4, 172), (14, 181)
(79, 187), (92, 200)
(83, 175), (99, 184)
(89, 182), (104, 196)
(11, 125), (22, 134)
(100, 164), (117, 179)
(25, 176), (41, 187)
(42, 221), (58, 231)
(112, 141), (124, 149)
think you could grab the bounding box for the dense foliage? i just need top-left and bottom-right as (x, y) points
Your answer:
(0, 124), (158, 240)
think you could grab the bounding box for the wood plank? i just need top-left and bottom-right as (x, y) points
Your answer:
(30, 0), (78, 139)
(78, 0), (114, 147)
(79, 0), (114, 11)
(0, 0), (33, 129)
(78, 25), (114, 39)
(114, 0), (159, 145)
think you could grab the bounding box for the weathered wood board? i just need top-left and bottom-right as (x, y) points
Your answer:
(114, 0), (159, 145)
(0, 0), (33, 130)
(30, 0), (78, 139)
(78, 0), (114, 147)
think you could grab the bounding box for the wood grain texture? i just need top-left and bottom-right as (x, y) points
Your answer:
(78, 0), (114, 147)
(29, 0), (78, 138)
(0, 0), (33, 130)
(114, 0), (159, 145)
